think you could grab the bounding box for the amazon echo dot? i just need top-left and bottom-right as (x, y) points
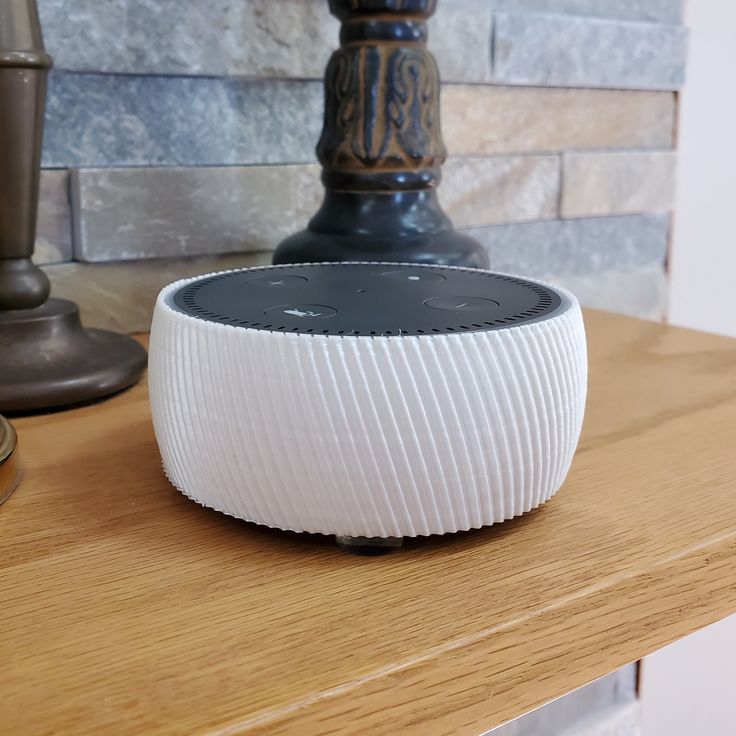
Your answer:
(149, 262), (587, 550)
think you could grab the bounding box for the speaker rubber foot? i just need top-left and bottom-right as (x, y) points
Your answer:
(335, 535), (404, 555)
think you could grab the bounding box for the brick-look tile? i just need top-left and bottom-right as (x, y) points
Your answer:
(442, 87), (676, 157)
(493, 13), (688, 90)
(45, 252), (272, 334)
(488, 0), (682, 24)
(71, 165), (323, 262)
(465, 214), (670, 320)
(43, 74), (324, 168)
(441, 155), (559, 229)
(561, 151), (677, 218)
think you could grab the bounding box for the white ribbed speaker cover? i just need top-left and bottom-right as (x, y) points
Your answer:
(149, 264), (587, 538)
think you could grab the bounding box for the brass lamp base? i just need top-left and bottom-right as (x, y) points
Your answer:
(0, 414), (19, 506)
(0, 299), (147, 414)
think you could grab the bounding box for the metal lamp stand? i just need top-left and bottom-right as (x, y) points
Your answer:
(0, 0), (147, 414)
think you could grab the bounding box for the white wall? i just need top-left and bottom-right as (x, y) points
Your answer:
(667, 0), (736, 337)
(644, 8), (736, 732)
(641, 615), (736, 735)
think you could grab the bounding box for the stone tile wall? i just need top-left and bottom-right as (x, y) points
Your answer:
(493, 13), (687, 89)
(34, 0), (685, 336)
(38, 0), (685, 82)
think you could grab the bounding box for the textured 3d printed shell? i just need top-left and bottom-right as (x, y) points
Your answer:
(149, 265), (587, 538)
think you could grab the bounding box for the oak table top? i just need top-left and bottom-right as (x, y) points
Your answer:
(2, 310), (736, 736)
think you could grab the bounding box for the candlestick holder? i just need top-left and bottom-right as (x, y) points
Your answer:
(0, 0), (146, 414)
(273, 0), (488, 268)
(0, 415), (19, 506)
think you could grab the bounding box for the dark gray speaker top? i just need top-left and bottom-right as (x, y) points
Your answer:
(170, 262), (564, 337)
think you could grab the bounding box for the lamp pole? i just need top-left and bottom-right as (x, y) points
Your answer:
(0, 0), (147, 413)
(273, 0), (488, 269)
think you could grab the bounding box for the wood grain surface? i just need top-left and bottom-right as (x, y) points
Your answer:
(2, 310), (736, 736)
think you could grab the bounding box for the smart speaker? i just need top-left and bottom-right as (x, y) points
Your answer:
(149, 262), (587, 551)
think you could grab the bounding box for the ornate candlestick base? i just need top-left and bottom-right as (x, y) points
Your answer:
(273, 0), (488, 268)
(0, 300), (146, 414)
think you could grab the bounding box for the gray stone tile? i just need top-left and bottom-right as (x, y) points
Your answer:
(42, 74), (677, 168)
(488, 0), (683, 24)
(552, 264), (667, 322)
(442, 87), (676, 156)
(71, 156), (559, 262)
(441, 155), (559, 229)
(37, 0), (336, 78)
(487, 666), (638, 735)
(493, 13), (688, 90)
(34, 170), (72, 265)
(464, 214), (669, 319)
(43, 73), (323, 168)
(38, 0), (492, 84)
(45, 252), (272, 334)
(562, 151), (677, 218)
(72, 165), (323, 262)
(429, 0), (493, 83)
(468, 213), (669, 276)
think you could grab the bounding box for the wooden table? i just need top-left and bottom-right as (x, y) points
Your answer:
(2, 311), (736, 736)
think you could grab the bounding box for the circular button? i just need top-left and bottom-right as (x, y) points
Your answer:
(381, 269), (446, 283)
(264, 304), (337, 320)
(424, 296), (500, 312)
(247, 275), (308, 288)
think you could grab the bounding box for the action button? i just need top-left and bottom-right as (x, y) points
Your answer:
(248, 275), (308, 288)
(264, 304), (337, 319)
(424, 296), (500, 312)
(381, 269), (446, 283)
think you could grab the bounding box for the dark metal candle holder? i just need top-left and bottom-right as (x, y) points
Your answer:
(0, 0), (146, 414)
(273, 0), (488, 268)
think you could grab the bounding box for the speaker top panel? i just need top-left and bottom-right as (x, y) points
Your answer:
(169, 262), (565, 337)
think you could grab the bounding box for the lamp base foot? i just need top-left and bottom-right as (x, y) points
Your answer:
(274, 228), (488, 269)
(0, 298), (147, 414)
